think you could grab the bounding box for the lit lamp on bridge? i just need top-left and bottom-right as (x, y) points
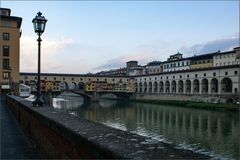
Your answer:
(32, 11), (47, 106)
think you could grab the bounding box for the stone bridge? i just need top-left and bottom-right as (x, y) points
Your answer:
(71, 90), (133, 102)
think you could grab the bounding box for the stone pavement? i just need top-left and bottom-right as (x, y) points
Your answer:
(0, 95), (42, 159)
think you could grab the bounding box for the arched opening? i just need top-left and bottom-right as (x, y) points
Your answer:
(135, 83), (138, 92)
(221, 78), (232, 94)
(78, 82), (85, 90)
(159, 81), (164, 93)
(71, 82), (77, 89)
(201, 79), (208, 94)
(24, 81), (29, 85)
(210, 78), (218, 94)
(61, 82), (69, 90)
(193, 79), (199, 93)
(148, 82), (152, 93)
(178, 80), (184, 93)
(143, 82), (147, 93)
(165, 81), (170, 93)
(153, 81), (158, 93)
(139, 82), (142, 93)
(185, 80), (191, 94)
(171, 80), (176, 93)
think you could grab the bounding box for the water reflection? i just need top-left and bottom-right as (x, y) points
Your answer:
(53, 92), (84, 110)
(54, 95), (239, 160)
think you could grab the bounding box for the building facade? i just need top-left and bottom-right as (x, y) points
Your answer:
(135, 65), (240, 97)
(0, 8), (22, 93)
(213, 47), (240, 67)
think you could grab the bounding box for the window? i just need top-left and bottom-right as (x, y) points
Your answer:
(149, 78), (151, 80)
(204, 73), (206, 77)
(3, 72), (10, 79)
(3, 59), (9, 69)
(155, 77), (157, 80)
(225, 72), (228, 75)
(72, 78), (74, 81)
(63, 77), (65, 80)
(3, 33), (10, 40)
(3, 45), (9, 56)
(186, 61), (189, 65)
(235, 71), (238, 75)
(54, 77), (56, 80)
(166, 76), (168, 79)
(182, 62), (184, 66)
(35, 77), (37, 80)
(195, 74), (198, 78)
(161, 77), (162, 80)
(180, 75), (182, 79)
(213, 72), (216, 76)
(112, 79), (115, 82)
(89, 78), (91, 81)
(187, 74), (189, 78)
(173, 76), (175, 79)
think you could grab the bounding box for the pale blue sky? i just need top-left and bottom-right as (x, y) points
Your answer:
(2, 1), (239, 73)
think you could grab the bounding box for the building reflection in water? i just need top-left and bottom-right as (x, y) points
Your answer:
(54, 95), (239, 160)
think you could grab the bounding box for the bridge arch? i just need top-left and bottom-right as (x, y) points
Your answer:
(185, 80), (191, 94)
(171, 80), (176, 93)
(178, 80), (184, 93)
(221, 77), (232, 94)
(201, 79), (208, 94)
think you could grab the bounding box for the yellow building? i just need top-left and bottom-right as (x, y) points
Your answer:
(0, 8), (22, 94)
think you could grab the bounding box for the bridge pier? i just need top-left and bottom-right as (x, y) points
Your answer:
(91, 92), (100, 102)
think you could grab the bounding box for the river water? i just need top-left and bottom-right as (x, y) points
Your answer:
(53, 93), (239, 160)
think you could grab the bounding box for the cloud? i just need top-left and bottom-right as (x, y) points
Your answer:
(20, 35), (74, 72)
(180, 33), (239, 56)
(94, 46), (161, 70)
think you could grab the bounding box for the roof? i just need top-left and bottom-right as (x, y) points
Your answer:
(1, 15), (22, 28)
(134, 64), (240, 78)
(147, 61), (161, 66)
(20, 72), (130, 78)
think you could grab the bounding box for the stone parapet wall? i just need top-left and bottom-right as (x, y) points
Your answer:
(6, 95), (208, 159)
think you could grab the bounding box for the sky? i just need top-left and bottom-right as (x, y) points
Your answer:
(2, 1), (239, 74)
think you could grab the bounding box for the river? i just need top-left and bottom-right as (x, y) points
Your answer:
(52, 92), (239, 160)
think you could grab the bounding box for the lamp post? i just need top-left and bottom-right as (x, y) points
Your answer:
(32, 12), (47, 106)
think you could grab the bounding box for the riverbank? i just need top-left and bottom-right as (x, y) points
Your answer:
(101, 97), (239, 111)
(131, 99), (240, 111)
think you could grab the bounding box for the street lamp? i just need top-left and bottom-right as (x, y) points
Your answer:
(32, 12), (47, 106)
